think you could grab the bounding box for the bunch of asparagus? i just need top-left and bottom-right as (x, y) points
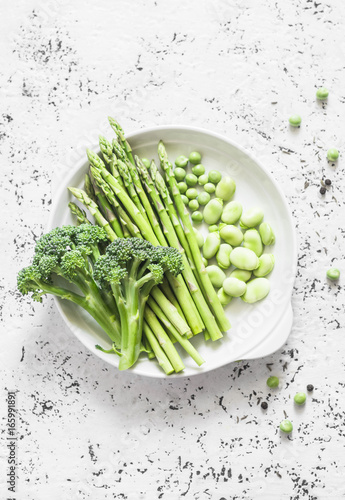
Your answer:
(68, 118), (231, 373)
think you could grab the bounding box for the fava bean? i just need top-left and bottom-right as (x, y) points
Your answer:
(192, 164), (205, 177)
(216, 243), (232, 269)
(174, 167), (186, 182)
(203, 198), (223, 225)
(223, 277), (247, 297)
(197, 192), (211, 206)
(241, 277), (270, 303)
(203, 232), (221, 259)
(186, 188), (198, 199)
(193, 227), (204, 248)
(215, 176), (236, 201)
(198, 174), (209, 186)
(230, 269), (252, 282)
(221, 201), (243, 225)
(240, 207), (264, 228)
(208, 170), (222, 184)
(209, 225), (219, 233)
(189, 151), (202, 165)
(230, 247), (259, 271)
(191, 211), (203, 223)
(243, 229), (263, 256)
(259, 222), (275, 245)
(253, 254), (275, 277)
(206, 265), (226, 288)
(217, 287), (232, 306)
(220, 225), (244, 247)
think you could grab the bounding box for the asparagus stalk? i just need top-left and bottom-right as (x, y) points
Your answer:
(68, 202), (92, 225)
(108, 117), (135, 165)
(143, 322), (174, 374)
(99, 136), (124, 186)
(116, 158), (150, 223)
(158, 140), (231, 332)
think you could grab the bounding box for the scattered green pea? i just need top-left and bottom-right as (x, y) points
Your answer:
(191, 211), (203, 223)
(185, 173), (198, 187)
(189, 151), (202, 165)
(203, 232), (221, 259)
(193, 227), (204, 248)
(181, 195), (189, 205)
(221, 201), (243, 225)
(280, 419), (293, 434)
(326, 268), (340, 280)
(192, 164), (206, 177)
(141, 158), (150, 168)
(259, 222), (275, 246)
(266, 376), (279, 388)
(205, 265), (226, 288)
(197, 192), (211, 206)
(175, 155), (189, 168)
(189, 199), (199, 211)
(242, 278), (270, 303)
(198, 174), (209, 186)
(216, 243), (232, 269)
(215, 176), (236, 201)
(186, 188), (198, 200)
(177, 182), (187, 194)
(217, 287), (232, 306)
(203, 198), (223, 225)
(174, 167), (186, 182)
(204, 182), (216, 194)
(294, 392), (306, 405)
(327, 148), (339, 161)
(316, 87), (329, 100)
(208, 170), (222, 184)
(289, 114), (302, 127)
(208, 225), (219, 233)
(223, 277), (247, 297)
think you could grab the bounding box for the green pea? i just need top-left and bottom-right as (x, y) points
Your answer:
(230, 247), (259, 271)
(192, 164), (205, 177)
(240, 207), (264, 229)
(189, 151), (202, 165)
(193, 227), (204, 248)
(204, 182), (216, 194)
(230, 269), (252, 282)
(223, 277), (247, 297)
(189, 199), (199, 211)
(327, 148), (339, 161)
(294, 392), (306, 405)
(216, 243), (232, 269)
(208, 225), (219, 233)
(197, 192), (211, 206)
(198, 174), (209, 186)
(253, 254), (275, 277)
(191, 211), (203, 223)
(266, 376), (279, 388)
(185, 173), (198, 187)
(326, 268), (340, 280)
(186, 188), (198, 200)
(243, 229), (263, 257)
(208, 170), (222, 184)
(203, 232), (221, 259)
(175, 155), (189, 168)
(220, 225), (244, 247)
(217, 287), (232, 306)
(141, 158), (150, 168)
(177, 182), (187, 194)
(181, 195), (189, 205)
(259, 222), (275, 245)
(203, 198), (223, 225)
(241, 277), (270, 303)
(206, 265), (226, 288)
(280, 419), (293, 434)
(174, 167), (186, 182)
(221, 201), (243, 225)
(289, 114), (302, 127)
(215, 176), (236, 201)
(316, 87), (329, 100)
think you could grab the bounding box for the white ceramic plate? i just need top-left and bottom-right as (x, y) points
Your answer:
(48, 126), (297, 378)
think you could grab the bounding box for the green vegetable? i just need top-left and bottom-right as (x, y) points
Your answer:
(189, 199), (199, 211)
(316, 87), (329, 100)
(217, 287), (232, 306)
(181, 195), (189, 205)
(204, 182), (216, 194)
(259, 222), (275, 245)
(230, 247), (259, 271)
(185, 173), (198, 187)
(202, 257), (208, 267)
(220, 225), (244, 247)
(327, 148), (339, 161)
(203, 232), (221, 259)
(174, 167), (186, 182)
(215, 176), (236, 201)
(253, 254), (275, 277)
(192, 164), (205, 177)
(191, 211), (203, 223)
(208, 224), (219, 233)
(175, 155), (189, 168)
(223, 277), (246, 297)
(203, 198), (223, 225)
(141, 158), (151, 168)
(221, 201), (242, 225)
(327, 268), (340, 280)
(266, 376), (279, 388)
(243, 229), (263, 257)
(186, 188), (198, 200)
(189, 151), (202, 165)
(177, 182), (187, 194)
(242, 278), (270, 303)
(197, 192), (211, 206)
(240, 207), (264, 229)
(193, 227), (204, 248)
(208, 170), (222, 184)
(280, 419), (293, 434)
(294, 392), (306, 405)
(230, 269), (251, 282)
(216, 243), (232, 269)
(198, 174), (209, 186)
(289, 114), (302, 127)
(205, 265), (226, 288)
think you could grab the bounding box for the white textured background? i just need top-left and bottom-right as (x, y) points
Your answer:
(1, 0), (345, 498)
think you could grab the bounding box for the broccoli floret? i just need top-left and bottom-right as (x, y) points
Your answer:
(93, 238), (183, 370)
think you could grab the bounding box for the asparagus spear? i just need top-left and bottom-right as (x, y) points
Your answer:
(158, 140), (231, 332)
(99, 136), (124, 186)
(108, 117), (135, 165)
(68, 202), (92, 225)
(143, 322), (174, 374)
(116, 158), (150, 223)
